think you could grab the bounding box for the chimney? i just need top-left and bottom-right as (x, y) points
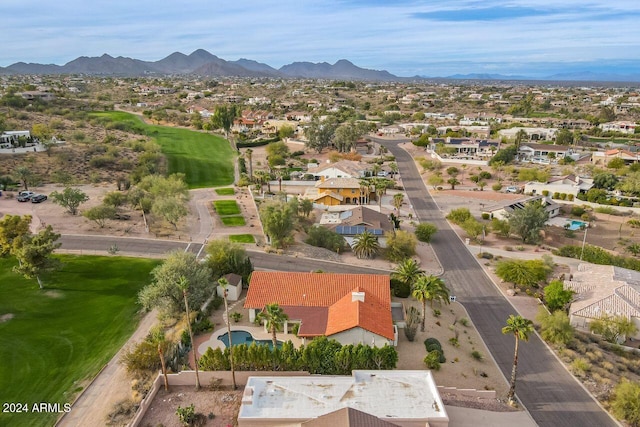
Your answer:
(352, 291), (365, 302)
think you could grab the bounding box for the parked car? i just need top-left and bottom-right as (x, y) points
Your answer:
(505, 186), (519, 193)
(377, 171), (389, 177)
(31, 194), (47, 203)
(17, 191), (35, 202)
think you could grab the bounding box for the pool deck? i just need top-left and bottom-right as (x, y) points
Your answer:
(547, 216), (588, 230)
(198, 325), (303, 356)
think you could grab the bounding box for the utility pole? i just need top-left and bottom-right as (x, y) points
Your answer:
(580, 225), (588, 261)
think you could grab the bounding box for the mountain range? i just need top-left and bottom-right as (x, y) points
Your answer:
(1, 49), (639, 82)
(0, 49), (398, 81)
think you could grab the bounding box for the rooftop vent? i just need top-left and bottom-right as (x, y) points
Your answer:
(352, 291), (365, 302)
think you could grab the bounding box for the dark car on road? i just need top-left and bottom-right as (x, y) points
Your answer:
(31, 194), (47, 203)
(17, 191), (35, 202)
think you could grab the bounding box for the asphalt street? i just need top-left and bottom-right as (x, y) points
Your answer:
(372, 136), (617, 427)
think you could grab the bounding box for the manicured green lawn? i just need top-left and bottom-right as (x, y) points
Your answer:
(228, 234), (256, 243)
(213, 200), (241, 216)
(0, 255), (160, 427)
(221, 216), (246, 226)
(215, 188), (235, 196)
(91, 111), (235, 188)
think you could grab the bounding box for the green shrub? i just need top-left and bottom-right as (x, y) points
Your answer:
(481, 213), (490, 220)
(415, 223), (438, 242)
(424, 350), (441, 370)
(192, 317), (214, 334)
(553, 192), (560, 199)
(392, 279), (411, 298)
(446, 208), (472, 225)
(542, 190), (549, 197)
(567, 194), (574, 201)
(477, 251), (493, 259)
(471, 350), (483, 360)
(571, 206), (586, 217)
(492, 183), (502, 191)
(424, 338), (442, 352)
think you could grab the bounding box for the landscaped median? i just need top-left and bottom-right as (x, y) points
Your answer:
(213, 200), (246, 226)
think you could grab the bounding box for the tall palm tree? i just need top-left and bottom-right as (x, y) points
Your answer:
(149, 326), (173, 391)
(502, 315), (534, 405)
(389, 162), (398, 178)
(257, 303), (289, 347)
(393, 193), (404, 212)
(411, 275), (450, 332)
(352, 231), (380, 259)
(177, 276), (200, 390)
(218, 278), (236, 389)
(393, 259), (424, 289)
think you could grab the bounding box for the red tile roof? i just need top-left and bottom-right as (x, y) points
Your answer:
(245, 272), (393, 340)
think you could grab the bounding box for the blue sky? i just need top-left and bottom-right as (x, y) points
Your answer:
(2, 0), (640, 78)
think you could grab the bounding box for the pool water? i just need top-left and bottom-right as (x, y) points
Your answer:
(217, 330), (281, 349)
(567, 220), (587, 231)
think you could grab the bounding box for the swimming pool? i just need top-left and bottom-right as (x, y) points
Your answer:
(567, 220), (587, 231)
(217, 330), (281, 349)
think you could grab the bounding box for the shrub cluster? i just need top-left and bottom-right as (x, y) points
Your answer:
(198, 336), (398, 375)
(424, 338), (446, 363)
(554, 244), (640, 272)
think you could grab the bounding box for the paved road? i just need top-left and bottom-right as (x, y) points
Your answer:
(371, 136), (617, 427)
(58, 235), (391, 275)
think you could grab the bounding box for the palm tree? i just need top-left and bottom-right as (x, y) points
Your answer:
(358, 179), (372, 204)
(257, 303), (289, 347)
(352, 231), (380, 259)
(411, 275), (450, 332)
(149, 326), (173, 391)
(389, 162), (399, 178)
(393, 259), (425, 289)
(177, 276), (200, 390)
(218, 278), (236, 389)
(393, 193), (404, 213)
(502, 315), (534, 405)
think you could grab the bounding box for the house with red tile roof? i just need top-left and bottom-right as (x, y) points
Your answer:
(244, 272), (397, 346)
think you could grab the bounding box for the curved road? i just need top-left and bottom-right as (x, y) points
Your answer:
(372, 136), (616, 427)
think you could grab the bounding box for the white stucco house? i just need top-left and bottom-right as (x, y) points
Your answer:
(565, 263), (640, 341)
(238, 370), (449, 427)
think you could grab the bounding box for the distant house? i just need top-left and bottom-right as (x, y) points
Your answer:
(307, 160), (371, 180)
(238, 371), (449, 427)
(320, 206), (394, 248)
(431, 138), (499, 159)
(499, 127), (558, 142)
(17, 91), (55, 101)
(0, 130), (33, 149)
(482, 195), (560, 220)
(565, 264), (640, 341)
(244, 271), (397, 346)
(518, 143), (573, 162)
(524, 174), (594, 198)
(591, 148), (638, 166)
(599, 121), (637, 135)
(304, 177), (372, 206)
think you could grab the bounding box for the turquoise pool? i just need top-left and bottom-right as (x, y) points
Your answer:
(217, 330), (281, 349)
(567, 220), (587, 231)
